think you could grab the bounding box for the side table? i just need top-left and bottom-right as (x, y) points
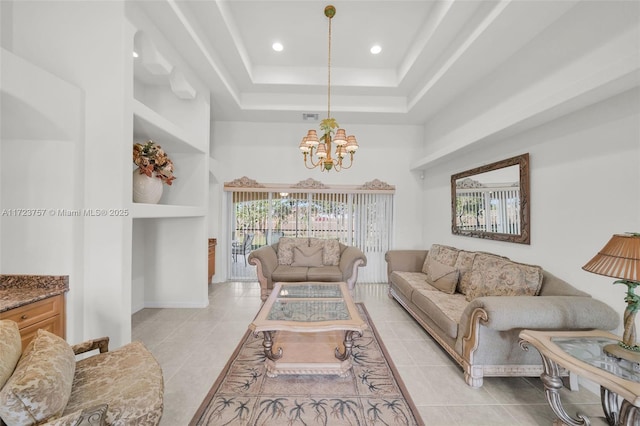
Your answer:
(519, 329), (640, 426)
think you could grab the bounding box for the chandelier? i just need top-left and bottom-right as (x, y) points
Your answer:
(299, 5), (359, 172)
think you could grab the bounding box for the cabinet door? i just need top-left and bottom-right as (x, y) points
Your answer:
(18, 315), (64, 350)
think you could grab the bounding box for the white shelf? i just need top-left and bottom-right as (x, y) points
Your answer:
(131, 203), (205, 218)
(133, 99), (203, 154)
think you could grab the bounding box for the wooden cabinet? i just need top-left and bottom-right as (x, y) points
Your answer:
(0, 294), (65, 349)
(208, 238), (217, 283)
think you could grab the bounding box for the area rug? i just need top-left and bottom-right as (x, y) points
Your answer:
(190, 303), (423, 425)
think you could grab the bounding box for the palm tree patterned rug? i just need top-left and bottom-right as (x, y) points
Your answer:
(190, 303), (423, 425)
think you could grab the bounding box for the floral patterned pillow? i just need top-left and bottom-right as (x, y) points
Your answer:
(454, 251), (477, 295)
(277, 237), (298, 265)
(422, 244), (460, 274)
(0, 329), (76, 425)
(323, 239), (341, 266)
(465, 254), (543, 301)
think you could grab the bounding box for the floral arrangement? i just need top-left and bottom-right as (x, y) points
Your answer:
(133, 140), (176, 185)
(319, 117), (338, 142)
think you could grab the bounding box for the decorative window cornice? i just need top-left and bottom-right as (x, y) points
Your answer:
(224, 176), (265, 188)
(291, 178), (327, 189)
(358, 179), (395, 190)
(224, 177), (395, 194)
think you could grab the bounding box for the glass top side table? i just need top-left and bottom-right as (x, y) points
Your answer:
(520, 329), (640, 426)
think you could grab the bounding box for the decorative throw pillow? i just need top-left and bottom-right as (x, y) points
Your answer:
(454, 251), (477, 295)
(465, 254), (544, 302)
(0, 329), (76, 425)
(0, 320), (22, 390)
(422, 244), (460, 274)
(292, 245), (324, 267)
(425, 258), (460, 294)
(323, 239), (341, 266)
(277, 237), (297, 265)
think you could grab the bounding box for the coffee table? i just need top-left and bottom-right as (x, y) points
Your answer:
(249, 281), (367, 377)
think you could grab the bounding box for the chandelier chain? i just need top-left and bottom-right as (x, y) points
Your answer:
(327, 13), (332, 119)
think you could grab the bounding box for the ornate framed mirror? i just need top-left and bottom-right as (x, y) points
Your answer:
(451, 153), (530, 244)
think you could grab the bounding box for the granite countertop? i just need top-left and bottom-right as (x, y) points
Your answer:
(0, 275), (69, 313)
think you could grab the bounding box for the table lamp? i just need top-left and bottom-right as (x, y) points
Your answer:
(583, 233), (640, 363)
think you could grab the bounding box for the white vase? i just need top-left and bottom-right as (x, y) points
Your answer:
(132, 168), (163, 204)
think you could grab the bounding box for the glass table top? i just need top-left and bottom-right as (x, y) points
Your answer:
(553, 336), (640, 383)
(267, 300), (350, 322)
(276, 283), (343, 299)
(265, 283), (350, 322)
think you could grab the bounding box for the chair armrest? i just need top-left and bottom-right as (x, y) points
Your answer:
(384, 250), (428, 279)
(460, 295), (620, 335)
(72, 336), (110, 355)
(43, 404), (108, 425)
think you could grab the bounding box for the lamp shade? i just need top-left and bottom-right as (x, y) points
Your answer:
(582, 233), (640, 281)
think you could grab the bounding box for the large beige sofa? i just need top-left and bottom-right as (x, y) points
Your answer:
(248, 237), (367, 301)
(0, 320), (163, 425)
(385, 244), (619, 388)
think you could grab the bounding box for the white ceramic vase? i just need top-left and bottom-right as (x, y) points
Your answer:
(132, 168), (163, 204)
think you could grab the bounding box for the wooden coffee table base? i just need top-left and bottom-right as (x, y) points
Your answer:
(264, 330), (355, 377)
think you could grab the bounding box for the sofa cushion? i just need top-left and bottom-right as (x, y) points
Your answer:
(390, 271), (438, 300)
(426, 259), (459, 294)
(466, 254), (544, 301)
(272, 265), (309, 282)
(412, 289), (468, 339)
(292, 245), (324, 267)
(422, 244), (460, 273)
(63, 341), (164, 425)
(0, 320), (22, 390)
(306, 266), (343, 282)
(454, 251), (477, 295)
(0, 329), (75, 426)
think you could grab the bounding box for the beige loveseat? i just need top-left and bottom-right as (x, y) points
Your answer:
(0, 320), (163, 425)
(386, 244), (619, 388)
(248, 237), (367, 301)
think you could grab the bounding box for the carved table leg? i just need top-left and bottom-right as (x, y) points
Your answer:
(335, 330), (362, 361)
(619, 399), (640, 425)
(601, 387), (619, 425)
(258, 330), (282, 361)
(539, 355), (591, 426)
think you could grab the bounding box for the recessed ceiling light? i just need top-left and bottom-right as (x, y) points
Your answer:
(133, 51), (139, 58)
(272, 42), (283, 52)
(370, 45), (382, 55)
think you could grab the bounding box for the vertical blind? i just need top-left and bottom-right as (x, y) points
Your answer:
(226, 179), (394, 283)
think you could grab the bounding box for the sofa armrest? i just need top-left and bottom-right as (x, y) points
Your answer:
(248, 245), (278, 300)
(71, 336), (110, 355)
(384, 250), (428, 280)
(460, 296), (620, 336)
(339, 246), (367, 278)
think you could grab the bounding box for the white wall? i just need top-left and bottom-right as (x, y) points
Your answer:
(209, 121), (424, 279)
(6, 1), (132, 347)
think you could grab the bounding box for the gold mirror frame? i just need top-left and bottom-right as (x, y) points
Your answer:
(451, 153), (530, 244)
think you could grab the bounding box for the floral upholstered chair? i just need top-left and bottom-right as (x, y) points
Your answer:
(0, 320), (164, 425)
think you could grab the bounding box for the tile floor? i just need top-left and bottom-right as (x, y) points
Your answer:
(132, 282), (608, 425)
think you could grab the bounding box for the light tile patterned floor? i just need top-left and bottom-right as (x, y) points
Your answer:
(132, 282), (608, 425)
